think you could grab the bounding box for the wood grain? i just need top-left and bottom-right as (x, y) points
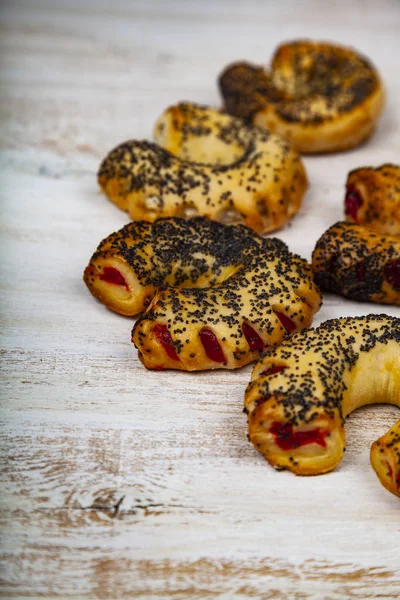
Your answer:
(1, 0), (400, 598)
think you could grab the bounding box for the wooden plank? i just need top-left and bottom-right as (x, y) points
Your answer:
(1, 0), (400, 597)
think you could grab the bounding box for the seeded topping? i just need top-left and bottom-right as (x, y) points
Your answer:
(312, 221), (400, 305)
(97, 102), (308, 235)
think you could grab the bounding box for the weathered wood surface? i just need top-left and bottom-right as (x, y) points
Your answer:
(1, 0), (400, 598)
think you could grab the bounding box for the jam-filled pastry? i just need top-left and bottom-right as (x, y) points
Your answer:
(98, 102), (307, 234)
(244, 314), (400, 497)
(84, 217), (322, 371)
(219, 40), (384, 154)
(312, 221), (400, 306)
(344, 164), (400, 236)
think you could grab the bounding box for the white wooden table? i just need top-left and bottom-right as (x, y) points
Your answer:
(1, 1), (400, 598)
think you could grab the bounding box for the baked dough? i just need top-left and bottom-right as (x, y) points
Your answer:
(83, 217), (322, 371)
(371, 420), (400, 498)
(312, 221), (400, 305)
(219, 40), (384, 154)
(345, 164), (400, 236)
(244, 314), (400, 497)
(98, 102), (307, 234)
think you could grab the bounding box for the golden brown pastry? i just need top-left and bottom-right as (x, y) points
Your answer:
(371, 421), (400, 498)
(244, 314), (400, 497)
(83, 217), (322, 371)
(312, 222), (400, 305)
(345, 164), (400, 236)
(98, 102), (307, 234)
(219, 40), (384, 154)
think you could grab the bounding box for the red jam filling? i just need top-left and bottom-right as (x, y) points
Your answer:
(345, 184), (363, 222)
(199, 328), (226, 363)
(384, 259), (400, 289)
(242, 322), (264, 352)
(260, 365), (287, 377)
(100, 266), (128, 290)
(356, 262), (365, 282)
(396, 473), (400, 491)
(274, 311), (296, 333)
(270, 421), (327, 451)
(386, 461), (393, 479)
(152, 324), (180, 361)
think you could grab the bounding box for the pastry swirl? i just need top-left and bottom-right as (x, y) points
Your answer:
(83, 217), (322, 371)
(219, 40), (384, 154)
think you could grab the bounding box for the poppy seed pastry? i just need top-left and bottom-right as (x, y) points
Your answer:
(244, 314), (400, 497)
(83, 217), (322, 371)
(219, 40), (384, 154)
(98, 102), (308, 234)
(344, 164), (400, 236)
(311, 221), (400, 306)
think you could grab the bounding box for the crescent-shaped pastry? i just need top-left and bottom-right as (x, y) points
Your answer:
(244, 314), (400, 497)
(219, 40), (384, 153)
(83, 217), (322, 371)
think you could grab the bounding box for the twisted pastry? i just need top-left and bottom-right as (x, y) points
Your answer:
(219, 40), (384, 153)
(244, 315), (400, 497)
(312, 221), (400, 305)
(83, 217), (321, 371)
(345, 164), (400, 236)
(98, 102), (307, 234)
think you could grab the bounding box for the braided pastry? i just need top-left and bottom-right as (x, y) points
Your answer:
(312, 221), (400, 305)
(83, 217), (322, 371)
(244, 315), (400, 497)
(219, 40), (384, 154)
(345, 164), (400, 236)
(98, 102), (307, 234)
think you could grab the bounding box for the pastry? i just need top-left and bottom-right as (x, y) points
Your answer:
(244, 314), (400, 497)
(83, 217), (322, 370)
(219, 40), (384, 153)
(312, 221), (400, 305)
(98, 102), (307, 234)
(345, 164), (400, 236)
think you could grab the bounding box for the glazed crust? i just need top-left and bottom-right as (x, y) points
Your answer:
(345, 164), (400, 236)
(312, 221), (400, 305)
(83, 217), (322, 371)
(98, 102), (308, 234)
(219, 40), (385, 154)
(244, 315), (400, 497)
